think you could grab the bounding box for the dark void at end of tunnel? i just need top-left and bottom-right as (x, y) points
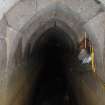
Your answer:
(27, 28), (80, 105)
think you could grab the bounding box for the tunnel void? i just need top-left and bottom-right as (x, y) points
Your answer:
(23, 27), (79, 105)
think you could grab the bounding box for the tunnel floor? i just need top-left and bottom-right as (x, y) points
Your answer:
(27, 28), (87, 105)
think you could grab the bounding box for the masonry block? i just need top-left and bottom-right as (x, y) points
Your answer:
(0, 38), (7, 72)
(37, 0), (56, 11)
(64, 0), (101, 22)
(6, 0), (36, 31)
(6, 27), (22, 66)
(0, 16), (7, 37)
(0, 0), (20, 15)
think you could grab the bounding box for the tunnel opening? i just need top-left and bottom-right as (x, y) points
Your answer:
(23, 27), (81, 105)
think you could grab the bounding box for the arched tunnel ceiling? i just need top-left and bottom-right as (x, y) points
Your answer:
(4, 0), (104, 81)
(0, 0), (105, 105)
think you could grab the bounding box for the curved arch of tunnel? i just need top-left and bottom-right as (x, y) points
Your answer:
(25, 27), (81, 105)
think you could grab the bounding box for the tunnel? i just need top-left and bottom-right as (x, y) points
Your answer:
(11, 25), (94, 105)
(1, 1), (105, 105)
(23, 27), (79, 105)
(6, 21), (105, 105)
(29, 28), (79, 105)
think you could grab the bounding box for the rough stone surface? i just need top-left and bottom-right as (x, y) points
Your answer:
(0, 0), (20, 18)
(0, 16), (7, 37)
(37, 0), (56, 11)
(6, 26), (22, 67)
(0, 38), (7, 105)
(55, 4), (83, 39)
(0, 38), (7, 71)
(83, 12), (105, 82)
(6, 0), (36, 31)
(56, 20), (78, 47)
(63, 0), (101, 22)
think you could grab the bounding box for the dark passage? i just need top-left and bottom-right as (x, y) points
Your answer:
(28, 28), (78, 105)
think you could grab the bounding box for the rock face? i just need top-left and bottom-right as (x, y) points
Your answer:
(0, 0), (105, 105)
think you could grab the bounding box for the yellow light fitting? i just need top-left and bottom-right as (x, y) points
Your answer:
(91, 47), (96, 72)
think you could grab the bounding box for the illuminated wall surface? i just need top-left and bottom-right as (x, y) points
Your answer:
(0, 0), (105, 105)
